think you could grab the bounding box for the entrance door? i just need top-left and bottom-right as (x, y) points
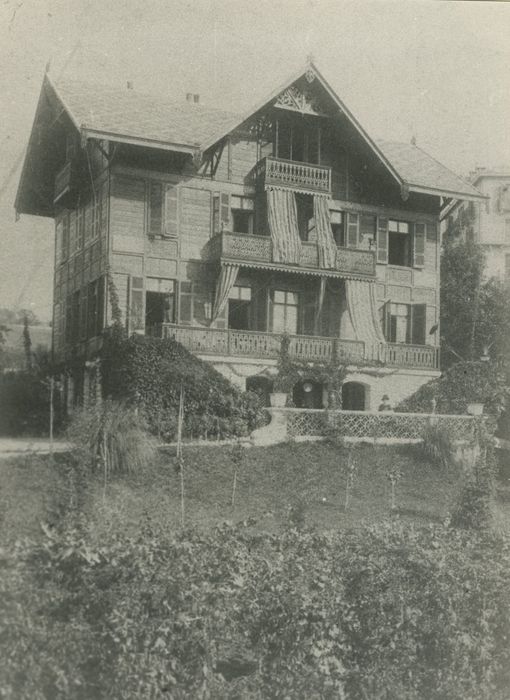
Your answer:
(293, 380), (324, 409)
(342, 382), (366, 411)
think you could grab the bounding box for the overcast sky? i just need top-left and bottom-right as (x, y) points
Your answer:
(1, 0), (509, 321)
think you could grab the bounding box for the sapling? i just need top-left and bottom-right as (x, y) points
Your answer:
(231, 439), (244, 509)
(343, 449), (357, 510)
(387, 465), (403, 511)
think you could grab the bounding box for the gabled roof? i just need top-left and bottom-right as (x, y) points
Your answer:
(17, 61), (485, 218)
(376, 140), (484, 201)
(50, 75), (237, 153)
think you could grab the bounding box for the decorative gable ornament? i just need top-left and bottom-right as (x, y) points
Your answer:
(274, 85), (327, 116)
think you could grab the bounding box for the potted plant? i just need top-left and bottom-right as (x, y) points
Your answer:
(270, 334), (297, 408)
(467, 401), (484, 416)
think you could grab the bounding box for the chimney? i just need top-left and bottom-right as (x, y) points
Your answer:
(126, 81), (134, 90)
(186, 93), (200, 104)
(186, 92), (193, 103)
(193, 93), (200, 104)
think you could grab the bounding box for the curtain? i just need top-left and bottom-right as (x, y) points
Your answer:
(314, 195), (337, 269)
(211, 263), (239, 323)
(317, 276), (327, 321)
(345, 279), (385, 360)
(267, 188), (301, 264)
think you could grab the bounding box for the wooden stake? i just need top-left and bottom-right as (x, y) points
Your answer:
(49, 376), (54, 457)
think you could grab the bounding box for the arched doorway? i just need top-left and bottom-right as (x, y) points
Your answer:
(246, 375), (272, 407)
(293, 380), (324, 409)
(342, 382), (366, 411)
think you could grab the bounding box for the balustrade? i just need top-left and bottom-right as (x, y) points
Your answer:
(263, 157), (331, 194)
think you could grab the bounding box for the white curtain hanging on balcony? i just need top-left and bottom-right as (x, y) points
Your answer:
(313, 195), (337, 269)
(267, 187), (301, 264)
(211, 263), (240, 323)
(345, 279), (385, 359)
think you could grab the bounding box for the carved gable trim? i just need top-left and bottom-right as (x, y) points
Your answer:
(274, 85), (327, 116)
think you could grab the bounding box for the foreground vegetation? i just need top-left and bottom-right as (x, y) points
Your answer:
(1, 441), (509, 699)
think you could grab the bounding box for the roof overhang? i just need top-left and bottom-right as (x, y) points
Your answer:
(409, 183), (487, 202)
(80, 127), (199, 156)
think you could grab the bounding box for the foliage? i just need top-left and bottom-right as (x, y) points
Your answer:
(66, 400), (157, 478)
(441, 235), (510, 369)
(421, 421), (455, 470)
(0, 307), (41, 326)
(273, 333), (347, 406)
(397, 360), (509, 416)
(1, 520), (510, 699)
(0, 371), (61, 437)
(22, 314), (33, 371)
(100, 331), (265, 441)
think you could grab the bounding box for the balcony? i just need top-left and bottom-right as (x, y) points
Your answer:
(54, 161), (78, 206)
(260, 156), (331, 195)
(150, 324), (439, 370)
(209, 231), (376, 278)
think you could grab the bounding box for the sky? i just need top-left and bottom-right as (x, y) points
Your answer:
(0, 0), (509, 322)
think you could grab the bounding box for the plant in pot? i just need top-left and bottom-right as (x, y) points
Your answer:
(270, 334), (297, 408)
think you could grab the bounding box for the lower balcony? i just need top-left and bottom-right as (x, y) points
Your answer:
(148, 324), (439, 370)
(209, 231), (376, 278)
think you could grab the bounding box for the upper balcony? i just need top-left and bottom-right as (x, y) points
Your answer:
(209, 231), (376, 279)
(260, 156), (332, 195)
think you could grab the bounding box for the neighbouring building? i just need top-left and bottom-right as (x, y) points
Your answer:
(442, 167), (510, 281)
(15, 61), (484, 410)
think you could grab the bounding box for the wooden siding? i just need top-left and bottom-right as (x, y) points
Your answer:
(179, 187), (212, 259)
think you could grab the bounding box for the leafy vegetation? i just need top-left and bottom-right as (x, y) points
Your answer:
(1, 518), (509, 699)
(100, 331), (265, 441)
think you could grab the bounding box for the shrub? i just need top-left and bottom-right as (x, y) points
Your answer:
(100, 331), (265, 441)
(67, 400), (157, 477)
(1, 521), (510, 699)
(397, 360), (509, 416)
(421, 421), (455, 469)
(0, 371), (60, 437)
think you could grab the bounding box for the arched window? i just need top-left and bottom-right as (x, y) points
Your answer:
(293, 380), (324, 409)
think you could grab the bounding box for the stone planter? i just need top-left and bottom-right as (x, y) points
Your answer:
(467, 402), (484, 416)
(269, 392), (288, 408)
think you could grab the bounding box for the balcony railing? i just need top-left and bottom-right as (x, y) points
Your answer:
(212, 232), (376, 278)
(262, 156), (331, 195)
(149, 324), (439, 370)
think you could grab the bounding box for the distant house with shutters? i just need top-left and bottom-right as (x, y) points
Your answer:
(442, 167), (510, 282)
(15, 61), (484, 410)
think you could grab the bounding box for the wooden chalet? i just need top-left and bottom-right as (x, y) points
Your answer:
(15, 61), (485, 409)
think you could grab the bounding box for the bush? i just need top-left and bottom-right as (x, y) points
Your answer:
(0, 371), (57, 437)
(421, 422), (455, 469)
(100, 331), (265, 441)
(67, 400), (157, 476)
(397, 360), (508, 416)
(1, 521), (510, 699)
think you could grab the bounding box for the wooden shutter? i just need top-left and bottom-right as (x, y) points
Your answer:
(377, 217), (389, 264)
(347, 213), (359, 248)
(62, 213), (70, 261)
(164, 183), (178, 237)
(148, 181), (163, 236)
(79, 286), (88, 340)
(55, 219), (63, 267)
(212, 194), (221, 235)
(413, 222), (426, 268)
(128, 276), (145, 334)
(411, 304), (426, 345)
(381, 300), (391, 341)
(179, 281), (193, 325)
(220, 193), (230, 231)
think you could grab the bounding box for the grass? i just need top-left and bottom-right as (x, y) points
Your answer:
(5, 439), (510, 542)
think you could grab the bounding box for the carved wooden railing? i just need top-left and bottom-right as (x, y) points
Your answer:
(154, 325), (365, 362)
(214, 232), (376, 278)
(383, 343), (439, 369)
(262, 157), (332, 194)
(148, 325), (439, 369)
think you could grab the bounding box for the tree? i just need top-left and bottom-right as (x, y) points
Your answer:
(0, 324), (9, 371)
(22, 315), (33, 371)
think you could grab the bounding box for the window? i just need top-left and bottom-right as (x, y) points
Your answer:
(383, 302), (426, 345)
(148, 181), (163, 236)
(86, 277), (105, 339)
(145, 278), (175, 328)
(228, 285), (252, 330)
(295, 193), (314, 241)
(330, 211), (344, 246)
(271, 290), (299, 334)
(388, 220), (411, 267)
(230, 195), (254, 234)
(275, 118), (320, 164)
(360, 214), (376, 245)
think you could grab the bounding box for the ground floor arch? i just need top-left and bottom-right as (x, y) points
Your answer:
(341, 381), (368, 411)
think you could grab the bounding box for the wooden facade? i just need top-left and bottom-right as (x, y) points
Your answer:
(18, 62), (487, 404)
